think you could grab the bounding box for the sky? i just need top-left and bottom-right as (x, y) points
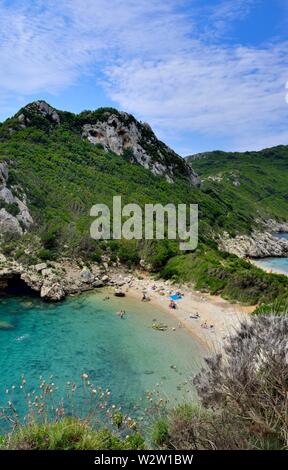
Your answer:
(0, 0), (287, 155)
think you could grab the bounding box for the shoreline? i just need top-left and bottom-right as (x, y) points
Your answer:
(106, 270), (256, 353)
(0, 256), (256, 352)
(250, 258), (288, 277)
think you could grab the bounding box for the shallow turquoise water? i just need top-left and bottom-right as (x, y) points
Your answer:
(254, 257), (288, 275)
(254, 233), (288, 275)
(0, 291), (204, 428)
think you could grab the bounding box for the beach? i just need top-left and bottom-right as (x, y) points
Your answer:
(108, 270), (256, 352)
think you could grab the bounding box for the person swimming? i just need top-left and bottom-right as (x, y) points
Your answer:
(116, 309), (126, 319)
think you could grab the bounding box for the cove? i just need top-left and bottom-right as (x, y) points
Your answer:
(254, 233), (288, 276)
(0, 290), (204, 429)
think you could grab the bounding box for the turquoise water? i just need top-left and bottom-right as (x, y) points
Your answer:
(0, 291), (204, 429)
(254, 233), (288, 275)
(254, 257), (288, 275)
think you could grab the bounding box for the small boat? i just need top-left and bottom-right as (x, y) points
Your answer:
(152, 322), (168, 331)
(114, 291), (125, 297)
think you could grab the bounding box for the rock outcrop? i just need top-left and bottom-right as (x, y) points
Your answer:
(82, 111), (199, 185)
(0, 259), (127, 301)
(18, 101), (60, 127)
(4, 101), (199, 185)
(219, 228), (288, 259)
(0, 162), (33, 236)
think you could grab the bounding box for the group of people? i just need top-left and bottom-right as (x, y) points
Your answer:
(200, 320), (214, 330)
(189, 312), (214, 329)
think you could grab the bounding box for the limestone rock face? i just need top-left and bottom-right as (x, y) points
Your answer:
(80, 268), (94, 283)
(40, 281), (65, 301)
(0, 161), (33, 236)
(219, 230), (288, 258)
(21, 101), (60, 125)
(82, 112), (199, 185)
(0, 208), (23, 235)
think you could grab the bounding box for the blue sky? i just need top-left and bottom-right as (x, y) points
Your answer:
(0, 0), (287, 155)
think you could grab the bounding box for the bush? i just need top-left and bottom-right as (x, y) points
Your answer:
(152, 418), (169, 447)
(38, 248), (54, 261)
(1, 417), (145, 450)
(193, 315), (288, 449)
(40, 225), (60, 250)
(159, 315), (288, 450)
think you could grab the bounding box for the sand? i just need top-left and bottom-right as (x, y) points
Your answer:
(110, 271), (256, 353)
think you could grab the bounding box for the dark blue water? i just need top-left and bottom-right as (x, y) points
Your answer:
(0, 291), (204, 429)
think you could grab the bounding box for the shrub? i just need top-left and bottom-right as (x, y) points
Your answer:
(1, 418), (145, 450)
(193, 315), (288, 449)
(38, 248), (54, 261)
(160, 315), (288, 450)
(152, 418), (169, 448)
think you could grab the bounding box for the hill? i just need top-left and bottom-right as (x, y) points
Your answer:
(0, 101), (288, 305)
(186, 147), (288, 222)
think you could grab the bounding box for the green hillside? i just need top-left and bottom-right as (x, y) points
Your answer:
(186, 147), (288, 222)
(1, 102), (288, 305)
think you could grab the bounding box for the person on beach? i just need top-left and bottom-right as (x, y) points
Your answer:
(201, 320), (208, 329)
(169, 300), (176, 309)
(142, 292), (150, 302)
(190, 312), (199, 319)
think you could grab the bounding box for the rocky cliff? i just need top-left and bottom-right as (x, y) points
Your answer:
(0, 161), (33, 236)
(81, 110), (199, 184)
(219, 223), (288, 259)
(3, 101), (199, 185)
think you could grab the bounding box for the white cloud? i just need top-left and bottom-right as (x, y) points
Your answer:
(0, 0), (287, 152)
(105, 42), (288, 150)
(200, 0), (258, 39)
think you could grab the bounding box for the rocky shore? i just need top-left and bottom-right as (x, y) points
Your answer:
(218, 220), (288, 259)
(0, 255), (253, 349)
(0, 256), (134, 301)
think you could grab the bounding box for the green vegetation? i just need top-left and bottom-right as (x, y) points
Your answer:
(0, 417), (145, 450)
(0, 102), (288, 306)
(187, 147), (288, 221)
(153, 315), (288, 450)
(160, 245), (288, 304)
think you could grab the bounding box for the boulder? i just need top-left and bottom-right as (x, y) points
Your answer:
(40, 281), (65, 301)
(0, 208), (23, 235)
(219, 231), (288, 258)
(35, 263), (48, 272)
(80, 268), (94, 283)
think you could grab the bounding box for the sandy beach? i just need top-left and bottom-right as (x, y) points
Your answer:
(109, 270), (256, 352)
